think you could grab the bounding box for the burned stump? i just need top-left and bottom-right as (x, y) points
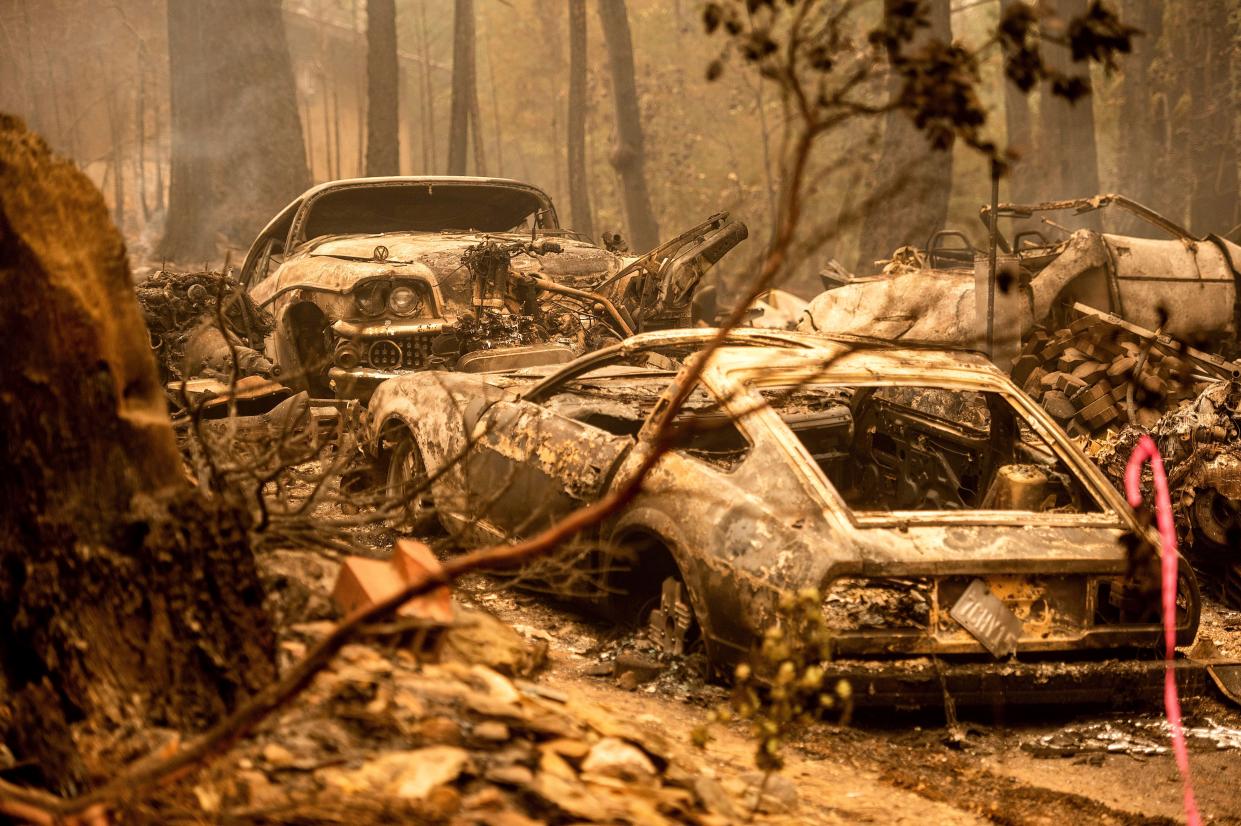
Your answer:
(0, 115), (275, 792)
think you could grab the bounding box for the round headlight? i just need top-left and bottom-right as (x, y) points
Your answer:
(389, 285), (419, 316)
(356, 283), (387, 316)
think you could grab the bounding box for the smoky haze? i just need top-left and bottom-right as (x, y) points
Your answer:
(0, 0), (1236, 290)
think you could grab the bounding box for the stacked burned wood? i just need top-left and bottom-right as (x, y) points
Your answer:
(1011, 313), (1213, 438)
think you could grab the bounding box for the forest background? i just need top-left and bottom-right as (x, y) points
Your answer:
(1, 0), (1234, 294)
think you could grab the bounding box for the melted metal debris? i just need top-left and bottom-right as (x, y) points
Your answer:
(1023, 716), (1241, 758)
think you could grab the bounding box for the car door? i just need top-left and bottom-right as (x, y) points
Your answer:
(459, 395), (634, 542)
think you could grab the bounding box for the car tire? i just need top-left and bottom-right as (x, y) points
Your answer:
(385, 431), (441, 536)
(1175, 560), (1202, 648)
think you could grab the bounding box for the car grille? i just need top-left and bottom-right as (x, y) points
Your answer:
(362, 333), (436, 371)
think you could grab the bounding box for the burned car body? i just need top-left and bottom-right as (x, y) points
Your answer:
(366, 328), (1200, 704)
(240, 176), (745, 400)
(801, 194), (1241, 366)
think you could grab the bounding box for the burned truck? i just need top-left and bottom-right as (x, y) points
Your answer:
(238, 176), (745, 401)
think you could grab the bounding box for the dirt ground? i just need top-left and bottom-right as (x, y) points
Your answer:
(463, 575), (1241, 825)
(242, 467), (1241, 825)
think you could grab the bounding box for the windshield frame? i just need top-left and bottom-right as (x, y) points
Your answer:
(290, 179), (558, 245)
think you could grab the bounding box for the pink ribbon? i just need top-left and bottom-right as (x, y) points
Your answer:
(1124, 434), (1200, 826)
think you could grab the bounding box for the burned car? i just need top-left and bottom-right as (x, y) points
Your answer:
(239, 176), (745, 400)
(367, 328), (1202, 704)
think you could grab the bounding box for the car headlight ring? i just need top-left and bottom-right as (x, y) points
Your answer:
(389, 285), (420, 316)
(355, 283), (388, 317)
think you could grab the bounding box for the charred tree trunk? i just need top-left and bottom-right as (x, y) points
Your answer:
(447, 0), (475, 175)
(1035, 0), (1100, 203)
(365, 0), (400, 176)
(1112, 0), (1164, 235)
(0, 116), (275, 791)
(855, 0), (953, 273)
(567, 0), (595, 239)
(160, 0), (309, 263)
(597, 0), (660, 252)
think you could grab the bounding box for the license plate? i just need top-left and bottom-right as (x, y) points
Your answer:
(950, 578), (1023, 658)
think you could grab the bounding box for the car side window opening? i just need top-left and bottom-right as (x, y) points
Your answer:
(544, 373), (751, 472)
(759, 384), (1103, 514)
(254, 236), (285, 285)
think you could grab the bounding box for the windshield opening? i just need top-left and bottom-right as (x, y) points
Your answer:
(301, 183), (551, 239)
(758, 384), (1105, 515)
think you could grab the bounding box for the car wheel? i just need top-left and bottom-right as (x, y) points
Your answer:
(647, 575), (700, 657)
(386, 432), (440, 535)
(1175, 562), (1202, 648)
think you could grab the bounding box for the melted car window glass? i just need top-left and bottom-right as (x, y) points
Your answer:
(760, 385), (1103, 513)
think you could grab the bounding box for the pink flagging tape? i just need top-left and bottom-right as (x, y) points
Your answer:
(1124, 434), (1201, 826)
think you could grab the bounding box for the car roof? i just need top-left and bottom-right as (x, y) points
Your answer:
(295, 176), (554, 202)
(612, 328), (1003, 383)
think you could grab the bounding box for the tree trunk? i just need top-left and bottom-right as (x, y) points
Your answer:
(1001, 0), (1035, 204)
(566, 0), (595, 239)
(136, 53), (151, 222)
(855, 0), (953, 273)
(1110, 0), (1164, 235)
(597, 0), (660, 252)
(469, 71), (488, 176)
(365, 0), (399, 176)
(418, 0), (438, 173)
(447, 0), (475, 175)
(159, 0), (309, 263)
(1035, 0), (1100, 204)
(1184, 1), (1239, 237)
(0, 116), (275, 791)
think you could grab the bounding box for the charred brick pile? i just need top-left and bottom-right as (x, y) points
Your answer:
(1012, 313), (1227, 438)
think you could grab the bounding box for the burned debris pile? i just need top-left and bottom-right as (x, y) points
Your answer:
(1092, 380), (1241, 605)
(136, 268), (275, 383)
(137, 540), (745, 825)
(1012, 307), (1235, 438)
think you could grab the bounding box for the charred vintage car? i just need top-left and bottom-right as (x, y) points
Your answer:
(367, 328), (1206, 705)
(239, 176), (745, 400)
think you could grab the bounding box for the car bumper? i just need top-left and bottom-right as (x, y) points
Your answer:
(329, 367), (403, 402)
(824, 655), (1232, 708)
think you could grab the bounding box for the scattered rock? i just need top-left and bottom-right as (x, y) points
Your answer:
(485, 764), (535, 786)
(320, 746), (470, 800)
(692, 775), (738, 818)
(616, 670), (640, 691)
(540, 738), (592, 761)
(739, 771), (799, 814)
(470, 664), (521, 704)
(473, 721), (510, 742)
(235, 769), (288, 808)
(442, 607), (548, 677)
(614, 652), (663, 684)
(583, 660), (615, 677)
(416, 716), (463, 746)
(260, 743), (296, 769)
(580, 737), (657, 782)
